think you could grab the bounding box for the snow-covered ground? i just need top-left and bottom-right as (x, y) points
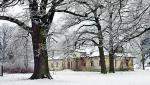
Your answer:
(0, 70), (150, 85)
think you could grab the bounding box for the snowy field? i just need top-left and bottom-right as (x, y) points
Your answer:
(0, 70), (150, 85)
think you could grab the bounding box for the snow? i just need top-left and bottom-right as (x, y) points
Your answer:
(145, 67), (150, 70)
(90, 51), (109, 57)
(0, 70), (150, 85)
(90, 47), (109, 57)
(114, 53), (134, 57)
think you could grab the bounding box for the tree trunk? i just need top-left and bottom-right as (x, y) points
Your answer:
(0, 65), (3, 76)
(97, 30), (107, 74)
(109, 53), (115, 73)
(98, 47), (107, 74)
(142, 53), (145, 70)
(108, 12), (115, 73)
(94, 14), (107, 74)
(29, 25), (53, 79)
(142, 60), (145, 70)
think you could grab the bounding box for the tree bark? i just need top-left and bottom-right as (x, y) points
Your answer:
(108, 12), (115, 73)
(95, 17), (107, 74)
(98, 46), (107, 74)
(94, 15), (107, 74)
(109, 53), (115, 73)
(29, 24), (53, 79)
(142, 53), (145, 70)
(142, 60), (145, 70)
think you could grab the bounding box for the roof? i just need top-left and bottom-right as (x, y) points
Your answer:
(88, 47), (109, 57)
(48, 56), (64, 60)
(114, 53), (135, 58)
(90, 51), (109, 57)
(48, 47), (135, 60)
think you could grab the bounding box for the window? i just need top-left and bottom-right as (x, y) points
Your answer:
(71, 62), (72, 68)
(81, 58), (86, 66)
(91, 60), (94, 66)
(83, 62), (86, 66)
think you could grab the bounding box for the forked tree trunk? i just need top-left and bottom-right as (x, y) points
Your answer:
(29, 25), (53, 79)
(109, 53), (115, 73)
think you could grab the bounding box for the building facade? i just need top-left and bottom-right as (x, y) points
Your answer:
(48, 53), (135, 71)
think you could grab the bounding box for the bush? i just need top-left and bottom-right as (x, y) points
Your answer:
(4, 67), (33, 73)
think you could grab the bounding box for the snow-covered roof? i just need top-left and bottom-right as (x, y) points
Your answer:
(48, 56), (64, 60)
(114, 53), (134, 58)
(90, 51), (109, 57)
(89, 47), (109, 57)
(48, 46), (135, 60)
(90, 52), (134, 58)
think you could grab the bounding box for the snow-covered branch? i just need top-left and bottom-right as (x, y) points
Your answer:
(0, 16), (31, 32)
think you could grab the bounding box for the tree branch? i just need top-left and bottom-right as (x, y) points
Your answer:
(56, 0), (64, 5)
(127, 28), (150, 41)
(113, 27), (150, 52)
(40, 0), (48, 14)
(0, 16), (31, 32)
(78, 30), (98, 35)
(55, 9), (88, 17)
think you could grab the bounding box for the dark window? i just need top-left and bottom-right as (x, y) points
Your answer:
(81, 57), (86, 66)
(71, 62), (72, 68)
(68, 62), (70, 69)
(83, 62), (86, 66)
(91, 60), (94, 66)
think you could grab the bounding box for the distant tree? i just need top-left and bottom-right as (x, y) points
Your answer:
(140, 30), (150, 70)
(0, 24), (13, 67)
(0, 24), (14, 76)
(14, 29), (32, 72)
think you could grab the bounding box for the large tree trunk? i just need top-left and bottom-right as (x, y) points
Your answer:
(98, 46), (107, 74)
(95, 16), (107, 74)
(109, 53), (115, 73)
(29, 24), (53, 79)
(108, 12), (115, 73)
(93, 12), (107, 73)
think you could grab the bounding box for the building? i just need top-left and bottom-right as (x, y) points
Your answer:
(48, 52), (135, 71)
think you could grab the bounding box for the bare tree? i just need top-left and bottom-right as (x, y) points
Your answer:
(17, 29), (32, 72)
(61, 0), (108, 73)
(0, 24), (13, 76)
(62, 0), (150, 74)
(106, 0), (150, 72)
(140, 30), (150, 70)
(0, 0), (89, 79)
